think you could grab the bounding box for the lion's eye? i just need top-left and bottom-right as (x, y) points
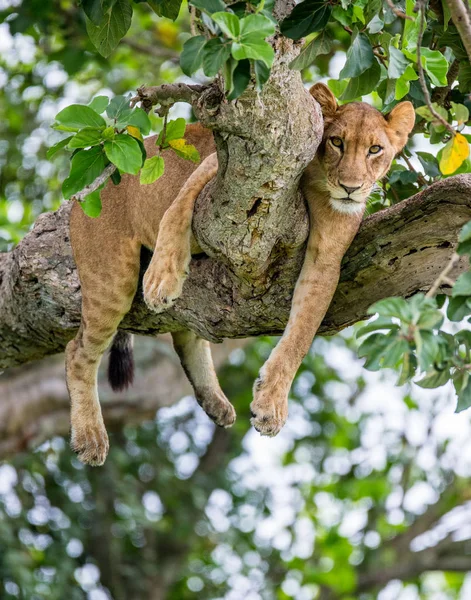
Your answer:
(330, 137), (343, 149)
(369, 145), (382, 154)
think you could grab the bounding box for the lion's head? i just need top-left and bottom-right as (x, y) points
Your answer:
(308, 82), (416, 214)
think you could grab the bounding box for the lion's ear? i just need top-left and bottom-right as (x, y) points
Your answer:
(385, 101), (416, 151)
(309, 83), (338, 119)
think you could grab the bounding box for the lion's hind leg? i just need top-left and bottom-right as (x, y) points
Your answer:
(172, 330), (236, 428)
(66, 237), (141, 466)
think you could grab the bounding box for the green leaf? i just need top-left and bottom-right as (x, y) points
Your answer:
(381, 337), (409, 369)
(367, 14), (383, 34)
(55, 104), (106, 130)
(339, 31), (374, 79)
(447, 296), (471, 321)
(459, 220), (471, 244)
(106, 95), (132, 121)
(452, 271), (471, 297)
(180, 35), (207, 76)
(86, 0), (132, 58)
(358, 333), (392, 371)
(232, 34), (274, 67)
(290, 30), (333, 70)
(254, 60), (270, 91)
(81, 0), (104, 25)
(458, 62), (471, 93)
(147, 0), (183, 20)
(239, 13), (275, 38)
(453, 370), (471, 412)
(46, 136), (73, 160)
(212, 12), (240, 38)
(397, 351), (416, 386)
(327, 79), (348, 97)
(280, 0), (332, 40)
(157, 118), (186, 146)
(451, 102), (469, 125)
(189, 0), (226, 13)
(127, 108), (152, 136)
(104, 134), (143, 174)
(416, 308), (443, 330)
(417, 151), (440, 178)
(421, 48), (449, 87)
(67, 127), (104, 149)
(102, 126), (115, 140)
(227, 59), (251, 100)
(415, 329), (441, 371)
(110, 169), (121, 185)
(62, 146), (106, 199)
(80, 189), (103, 218)
(168, 138), (200, 162)
(416, 369), (451, 389)
(367, 297), (412, 321)
(388, 46), (410, 80)
(89, 95), (109, 114)
(356, 317), (399, 338)
(140, 155), (165, 184)
(202, 38), (231, 77)
(341, 58), (381, 101)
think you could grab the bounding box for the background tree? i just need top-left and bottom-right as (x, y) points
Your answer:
(2, 0), (471, 598)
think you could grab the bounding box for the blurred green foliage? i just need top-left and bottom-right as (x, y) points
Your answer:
(2, 334), (471, 599)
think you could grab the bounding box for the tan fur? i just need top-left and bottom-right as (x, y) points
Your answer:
(68, 87), (414, 464)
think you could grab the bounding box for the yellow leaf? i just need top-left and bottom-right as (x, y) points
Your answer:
(439, 133), (470, 175)
(155, 21), (179, 48)
(168, 138), (200, 163)
(126, 125), (143, 141)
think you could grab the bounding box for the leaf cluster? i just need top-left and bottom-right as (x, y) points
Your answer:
(51, 99), (199, 216)
(358, 221), (471, 414)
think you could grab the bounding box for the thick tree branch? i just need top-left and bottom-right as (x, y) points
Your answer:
(1, 174), (470, 370)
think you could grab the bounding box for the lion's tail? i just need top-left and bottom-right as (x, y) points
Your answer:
(108, 331), (134, 392)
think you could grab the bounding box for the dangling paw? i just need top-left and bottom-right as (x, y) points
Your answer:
(249, 374), (288, 437)
(71, 418), (110, 466)
(196, 388), (237, 428)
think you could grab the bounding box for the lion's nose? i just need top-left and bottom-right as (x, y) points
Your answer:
(339, 183), (361, 195)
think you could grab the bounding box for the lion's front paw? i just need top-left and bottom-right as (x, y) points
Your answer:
(196, 388), (237, 428)
(71, 419), (109, 467)
(249, 375), (288, 437)
(143, 256), (187, 313)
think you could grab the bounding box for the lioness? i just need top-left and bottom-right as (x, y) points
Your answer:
(67, 83), (415, 465)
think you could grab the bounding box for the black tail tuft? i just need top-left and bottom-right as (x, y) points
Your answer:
(108, 331), (134, 392)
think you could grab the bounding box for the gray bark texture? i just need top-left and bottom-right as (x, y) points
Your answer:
(1, 173), (470, 370)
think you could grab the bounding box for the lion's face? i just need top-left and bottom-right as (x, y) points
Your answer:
(309, 83), (416, 214)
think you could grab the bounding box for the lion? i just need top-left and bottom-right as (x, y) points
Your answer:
(66, 83), (415, 465)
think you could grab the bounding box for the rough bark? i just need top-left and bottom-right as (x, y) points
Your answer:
(0, 335), (246, 460)
(1, 174), (470, 369)
(1, 34), (471, 370)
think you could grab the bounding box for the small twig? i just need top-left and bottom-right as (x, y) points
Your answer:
(120, 39), (178, 60)
(445, 0), (471, 63)
(400, 152), (428, 186)
(425, 252), (460, 297)
(373, 49), (388, 66)
(71, 163), (116, 202)
(416, 2), (456, 138)
(130, 83), (207, 112)
(386, 0), (413, 20)
(190, 5), (197, 37)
